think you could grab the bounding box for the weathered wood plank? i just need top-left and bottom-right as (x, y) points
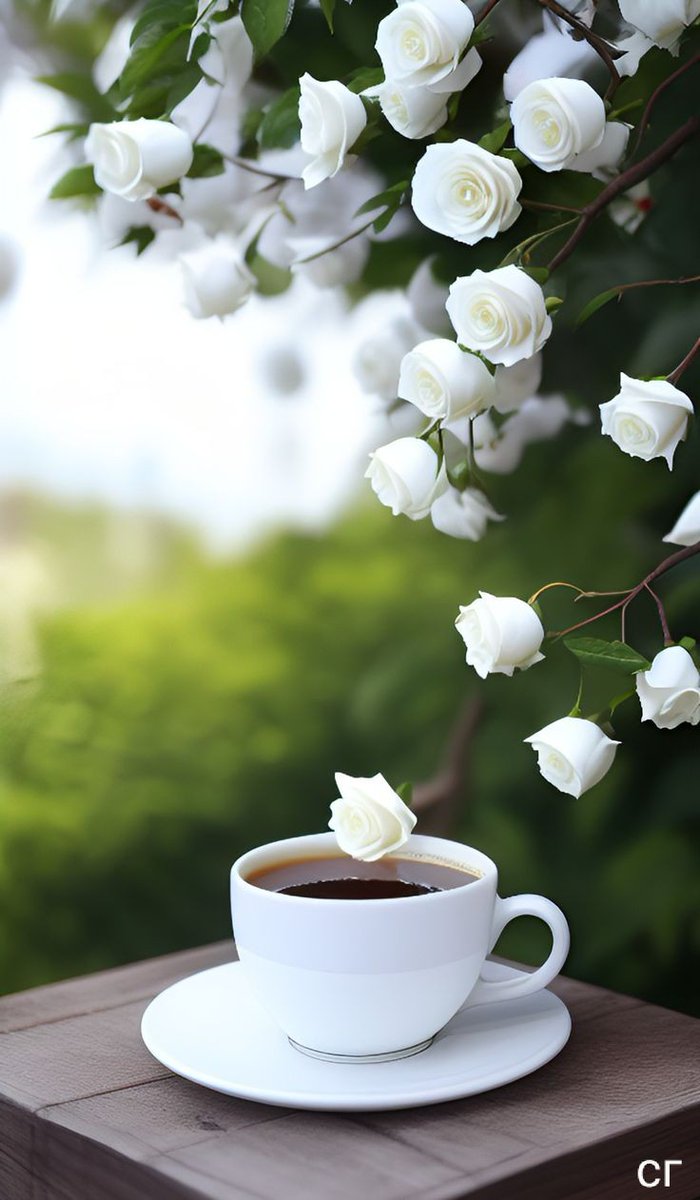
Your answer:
(0, 941), (234, 1033)
(0, 944), (698, 1200)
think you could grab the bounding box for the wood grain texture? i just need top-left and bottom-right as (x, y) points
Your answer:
(1, 941), (699, 1200)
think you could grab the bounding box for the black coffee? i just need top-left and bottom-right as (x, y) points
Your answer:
(246, 853), (480, 900)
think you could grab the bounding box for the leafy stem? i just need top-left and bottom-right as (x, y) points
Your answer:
(552, 541), (700, 639)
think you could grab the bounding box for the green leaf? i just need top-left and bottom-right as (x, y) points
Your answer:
(187, 143), (225, 177)
(37, 73), (115, 121)
(119, 226), (157, 255)
(320, 0), (336, 32)
(246, 252), (291, 296)
(396, 781), (413, 808)
(478, 119), (511, 155)
(355, 180), (408, 218)
(500, 147), (529, 170)
(39, 123), (89, 141)
(545, 296), (564, 313)
(257, 86), (300, 150)
(521, 266), (550, 284)
(678, 636), (696, 651)
(575, 287), (620, 327)
(241, 0), (294, 59)
(346, 67), (384, 94)
(564, 637), (651, 675)
(49, 165), (100, 200)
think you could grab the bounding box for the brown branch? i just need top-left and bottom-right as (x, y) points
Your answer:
(645, 584), (673, 646)
(521, 198), (584, 215)
(146, 197), (182, 224)
(534, 0), (621, 96)
(632, 52), (700, 156)
(474, 0), (503, 25)
(668, 335), (700, 386)
(547, 117), (700, 273)
(412, 697), (483, 835)
(553, 541), (700, 639)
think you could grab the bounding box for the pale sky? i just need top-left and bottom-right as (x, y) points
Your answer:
(0, 62), (398, 549)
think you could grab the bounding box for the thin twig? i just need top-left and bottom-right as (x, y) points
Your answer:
(412, 698), (483, 835)
(547, 117), (700, 273)
(293, 218), (376, 264)
(645, 584), (673, 645)
(552, 541), (700, 638)
(223, 154), (299, 182)
(633, 52), (700, 156)
(535, 0), (621, 97)
(520, 198), (584, 216)
(668, 335), (700, 386)
(147, 197), (182, 224)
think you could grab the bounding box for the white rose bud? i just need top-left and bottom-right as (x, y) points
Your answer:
(180, 237), (255, 319)
(398, 338), (496, 422)
(329, 771), (417, 862)
(599, 374), (693, 469)
(298, 73), (367, 189)
(366, 437), (448, 520)
(446, 265), (552, 367)
(455, 591), (545, 679)
(664, 490), (700, 547)
(376, 0), (478, 94)
(511, 78), (606, 173)
(524, 717), (619, 798)
(371, 79), (449, 140)
(411, 141), (522, 246)
(85, 119), (194, 201)
(353, 316), (421, 401)
(636, 646), (700, 730)
(431, 487), (504, 540)
(618, 0), (700, 50)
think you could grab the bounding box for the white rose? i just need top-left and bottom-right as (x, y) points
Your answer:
(329, 771), (417, 862)
(375, 0), (477, 93)
(446, 265), (552, 367)
(353, 316), (421, 400)
(298, 74), (367, 189)
(398, 338), (496, 421)
(455, 591), (545, 679)
(180, 236), (255, 319)
(407, 258), (451, 336)
(85, 120), (194, 201)
(493, 354), (542, 413)
(524, 717), (619, 797)
(366, 437), (448, 519)
(376, 80), (448, 139)
(503, 15), (598, 101)
(664, 490), (700, 547)
(431, 487), (504, 540)
(618, 0), (700, 50)
(411, 141), (522, 246)
(0, 235), (19, 303)
(568, 121), (630, 177)
(511, 78), (606, 173)
(636, 646), (700, 730)
(600, 374), (693, 469)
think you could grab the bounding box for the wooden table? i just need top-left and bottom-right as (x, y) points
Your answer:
(1, 941), (699, 1200)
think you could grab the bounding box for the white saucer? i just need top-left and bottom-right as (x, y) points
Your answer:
(141, 960), (570, 1112)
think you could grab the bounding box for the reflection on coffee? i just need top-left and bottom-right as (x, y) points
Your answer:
(246, 853), (480, 899)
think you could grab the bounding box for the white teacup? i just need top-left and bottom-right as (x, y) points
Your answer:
(230, 831), (570, 1062)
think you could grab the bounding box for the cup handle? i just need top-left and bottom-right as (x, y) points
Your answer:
(468, 894), (570, 1006)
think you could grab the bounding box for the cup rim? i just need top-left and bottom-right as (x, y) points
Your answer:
(231, 831), (496, 906)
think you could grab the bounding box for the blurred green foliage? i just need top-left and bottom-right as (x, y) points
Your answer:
(0, 426), (698, 1012)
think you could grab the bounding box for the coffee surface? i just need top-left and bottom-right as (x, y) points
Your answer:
(246, 853), (479, 899)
